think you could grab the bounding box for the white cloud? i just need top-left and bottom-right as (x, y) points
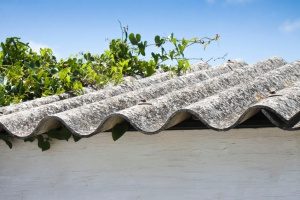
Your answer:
(279, 19), (300, 33)
(28, 41), (50, 53)
(28, 41), (60, 58)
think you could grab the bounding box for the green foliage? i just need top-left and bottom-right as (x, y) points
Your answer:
(37, 135), (50, 151)
(112, 122), (129, 141)
(0, 26), (220, 150)
(0, 134), (13, 149)
(0, 32), (219, 107)
(0, 37), (82, 105)
(22, 127), (80, 151)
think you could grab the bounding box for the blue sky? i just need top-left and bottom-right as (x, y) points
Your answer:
(1, 0), (300, 64)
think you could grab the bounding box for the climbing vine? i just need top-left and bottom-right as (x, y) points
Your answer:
(0, 25), (220, 150)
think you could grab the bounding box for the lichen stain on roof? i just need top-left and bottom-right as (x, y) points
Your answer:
(0, 57), (299, 138)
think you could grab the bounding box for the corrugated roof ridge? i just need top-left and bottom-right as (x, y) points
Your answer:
(182, 61), (300, 130)
(2, 57), (297, 138)
(109, 58), (289, 132)
(36, 61), (249, 135)
(26, 58), (285, 136)
(0, 61), (244, 137)
(254, 80), (300, 125)
(113, 61), (299, 133)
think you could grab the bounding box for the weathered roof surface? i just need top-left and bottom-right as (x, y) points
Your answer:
(0, 57), (299, 138)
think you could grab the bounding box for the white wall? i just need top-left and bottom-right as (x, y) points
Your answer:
(0, 128), (300, 200)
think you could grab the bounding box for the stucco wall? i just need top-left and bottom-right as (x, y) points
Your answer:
(0, 128), (300, 200)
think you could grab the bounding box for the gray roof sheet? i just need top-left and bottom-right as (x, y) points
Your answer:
(0, 57), (299, 138)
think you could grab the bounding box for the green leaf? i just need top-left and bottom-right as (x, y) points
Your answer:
(155, 35), (160, 44)
(182, 38), (188, 46)
(72, 134), (82, 142)
(136, 34), (141, 42)
(176, 59), (190, 74)
(47, 128), (71, 141)
(169, 33), (177, 45)
(4, 139), (12, 148)
(24, 137), (35, 142)
(37, 135), (50, 151)
(58, 67), (71, 80)
(178, 44), (185, 56)
(154, 35), (164, 47)
(137, 41), (147, 56)
(151, 52), (159, 63)
(129, 33), (137, 45)
(0, 135), (12, 149)
(112, 122), (129, 141)
(72, 80), (83, 91)
(50, 67), (59, 75)
(145, 62), (156, 76)
(169, 50), (175, 59)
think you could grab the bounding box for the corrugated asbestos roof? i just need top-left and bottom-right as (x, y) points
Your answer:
(0, 57), (299, 138)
